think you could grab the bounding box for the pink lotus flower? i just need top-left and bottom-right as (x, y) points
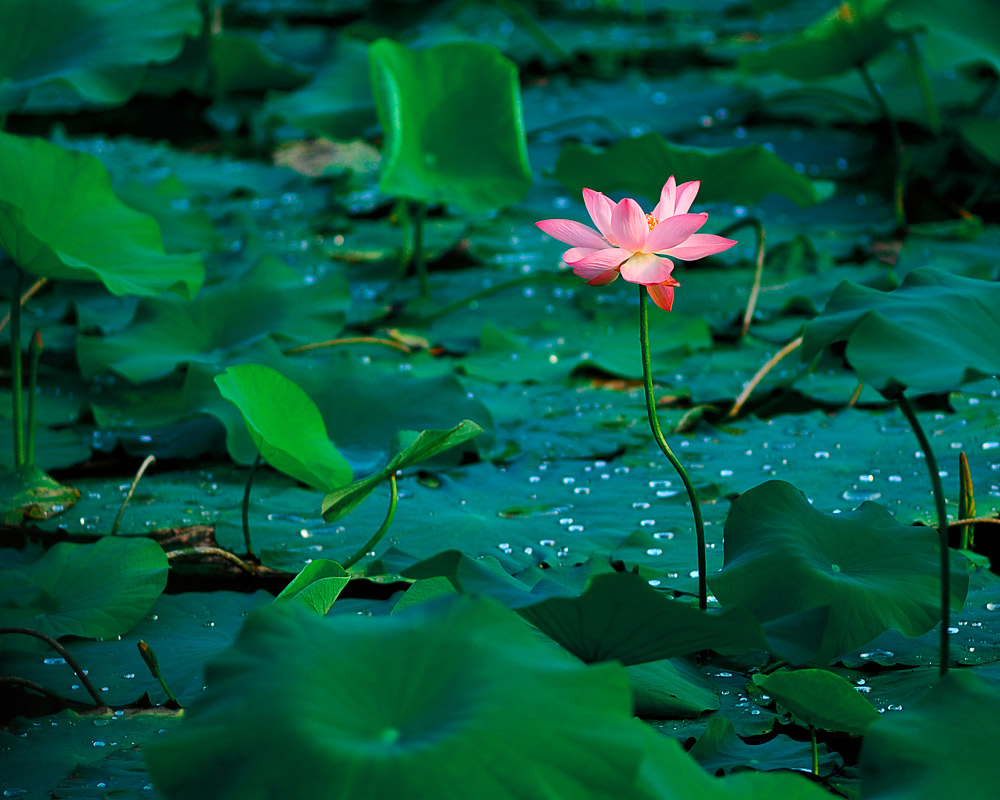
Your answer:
(536, 177), (736, 311)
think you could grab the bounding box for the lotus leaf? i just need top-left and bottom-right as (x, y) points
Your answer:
(145, 596), (655, 799)
(0, 537), (167, 647)
(0, 0), (200, 112)
(273, 559), (350, 615)
(215, 364), (352, 493)
(739, 0), (896, 80)
(709, 480), (969, 662)
(755, 668), (879, 734)
(861, 671), (1000, 799)
(552, 134), (832, 208)
(0, 133), (204, 298)
(800, 267), (1000, 396)
(370, 39), (532, 213)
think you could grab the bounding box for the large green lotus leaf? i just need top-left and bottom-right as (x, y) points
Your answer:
(144, 597), (654, 800)
(0, 0), (200, 112)
(518, 571), (768, 665)
(75, 257), (348, 381)
(861, 671), (1000, 799)
(709, 480), (969, 662)
(0, 133), (204, 298)
(755, 668), (879, 734)
(800, 267), (1000, 396)
(888, 0), (1000, 73)
(0, 537), (166, 648)
(0, 590), (271, 707)
(258, 37), (376, 139)
(215, 364), (352, 493)
(321, 420), (484, 521)
(551, 133), (832, 208)
(369, 39), (532, 213)
(739, 0), (896, 80)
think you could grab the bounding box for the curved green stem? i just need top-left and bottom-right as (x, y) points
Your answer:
(638, 288), (707, 609)
(10, 267), (24, 467)
(857, 63), (907, 232)
(26, 329), (41, 467)
(0, 627), (105, 706)
(110, 454), (155, 536)
(412, 201), (428, 299)
(810, 726), (819, 775)
(902, 31), (941, 135)
(897, 393), (951, 676)
(241, 453), (262, 558)
(342, 473), (398, 570)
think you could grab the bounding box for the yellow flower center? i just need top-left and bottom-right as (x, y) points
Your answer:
(646, 213), (657, 231)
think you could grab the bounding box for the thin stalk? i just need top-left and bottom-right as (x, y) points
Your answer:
(395, 198), (412, 280)
(958, 452), (975, 550)
(0, 676), (69, 703)
(165, 546), (258, 575)
(810, 727), (819, 775)
(638, 288), (707, 609)
(0, 276), (48, 336)
(0, 627), (105, 706)
(728, 336), (803, 418)
(241, 453), (262, 558)
(341, 473), (398, 570)
(896, 393), (951, 676)
(493, 0), (573, 61)
(283, 336), (411, 356)
(138, 640), (180, 707)
(902, 31), (941, 135)
(110, 455), (156, 536)
(847, 380), (864, 407)
(719, 218), (766, 338)
(857, 63), (907, 231)
(949, 517), (1000, 529)
(412, 201), (429, 299)
(25, 329), (42, 467)
(9, 267), (25, 467)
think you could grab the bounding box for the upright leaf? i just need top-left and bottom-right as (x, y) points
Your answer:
(215, 364), (352, 493)
(370, 39), (532, 213)
(0, 133), (204, 298)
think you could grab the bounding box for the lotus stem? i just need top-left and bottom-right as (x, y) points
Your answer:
(241, 452), (262, 558)
(810, 726), (819, 775)
(0, 277), (47, 336)
(896, 393), (950, 676)
(165, 546), (258, 575)
(847, 380), (864, 407)
(0, 676), (69, 703)
(25, 329), (42, 467)
(857, 63), (907, 232)
(902, 31), (941, 136)
(728, 336), (803, 418)
(719, 217), (766, 338)
(412, 201), (429, 299)
(342, 472), (398, 570)
(9, 267), (25, 467)
(110, 454), (156, 536)
(138, 640), (180, 707)
(638, 287), (707, 610)
(0, 627), (105, 706)
(958, 452), (975, 549)
(283, 336), (411, 356)
(948, 517), (999, 528)
(493, 0), (573, 61)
